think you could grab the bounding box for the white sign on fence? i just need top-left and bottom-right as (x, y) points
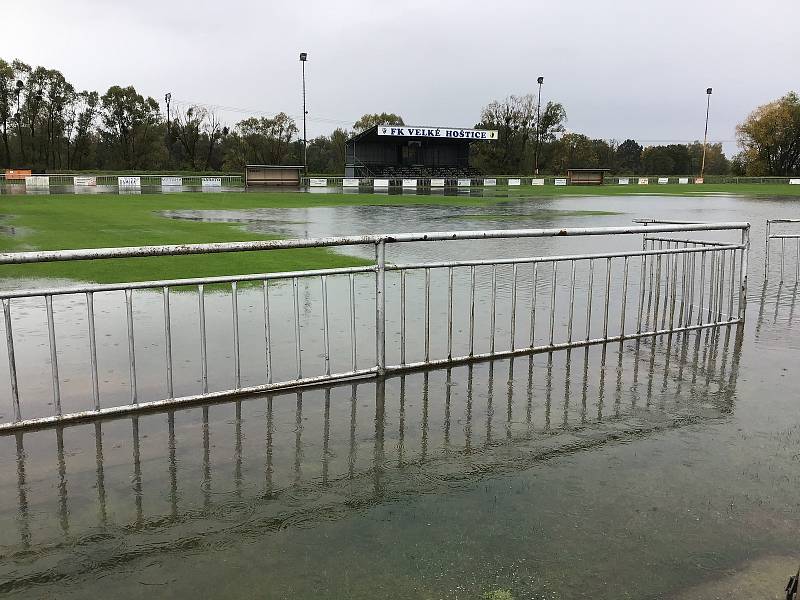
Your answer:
(118, 176), (141, 188)
(74, 176), (96, 187)
(484, 178), (497, 186)
(695, 177), (704, 184)
(678, 177), (689, 184)
(24, 176), (50, 187)
(618, 177), (630, 185)
(430, 178), (445, 187)
(201, 177), (222, 187)
(638, 177), (649, 185)
(457, 178), (471, 187)
(402, 179), (417, 188)
(531, 178), (545, 186)
(658, 177), (669, 184)
(377, 126), (498, 140)
(309, 178), (328, 187)
(373, 178), (389, 188)
(161, 176), (182, 186)
(790, 179), (800, 185)
(342, 178), (359, 187)
(508, 178), (521, 186)
(554, 178), (567, 186)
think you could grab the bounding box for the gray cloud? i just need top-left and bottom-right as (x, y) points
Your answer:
(5, 0), (798, 154)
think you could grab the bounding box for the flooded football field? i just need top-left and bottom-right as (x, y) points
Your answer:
(0, 192), (799, 599)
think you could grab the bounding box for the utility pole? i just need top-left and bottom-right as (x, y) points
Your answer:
(534, 76), (544, 175)
(700, 87), (712, 180)
(300, 52), (308, 174)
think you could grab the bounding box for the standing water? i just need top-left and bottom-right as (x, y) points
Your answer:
(0, 192), (799, 599)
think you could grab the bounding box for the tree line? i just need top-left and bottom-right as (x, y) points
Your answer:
(1, 57), (798, 176)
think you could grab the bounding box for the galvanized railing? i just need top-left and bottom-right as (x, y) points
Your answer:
(765, 219), (800, 281)
(0, 327), (742, 561)
(0, 223), (750, 431)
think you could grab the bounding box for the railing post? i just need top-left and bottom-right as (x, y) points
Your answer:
(764, 219), (770, 279)
(375, 239), (386, 375)
(740, 225), (750, 319)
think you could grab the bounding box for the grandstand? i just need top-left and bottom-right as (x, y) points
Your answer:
(344, 125), (497, 178)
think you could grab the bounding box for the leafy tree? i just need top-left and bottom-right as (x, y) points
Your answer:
(224, 113), (299, 169)
(640, 146), (675, 175)
(549, 133), (600, 173)
(616, 139), (642, 174)
(100, 85), (162, 169)
(736, 92), (800, 175)
(352, 113), (404, 133)
(687, 141), (729, 175)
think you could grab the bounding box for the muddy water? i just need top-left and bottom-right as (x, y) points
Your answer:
(0, 194), (799, 598)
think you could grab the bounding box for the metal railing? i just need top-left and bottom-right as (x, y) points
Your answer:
(765, 219), (800, 281)
(0, 222), (750, 431)
(0, 327), (742, 567)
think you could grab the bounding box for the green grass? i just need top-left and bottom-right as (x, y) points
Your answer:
(0, 183), (797, 284)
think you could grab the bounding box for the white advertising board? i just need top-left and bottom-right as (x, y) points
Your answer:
(161, 176), (182, 186)
(74, 176), (96, 186)
(201, 177), (222, 187)
(790, 179), (800, 185)
(508, 178), (521, 186)
(309, 178), (328, 187)
(457, 178), (471, 187)
(342, 178), (359, 187)
(25, 176), (50, 187)
(377, 126), (498, 140)
(402, 179), (417, 188)
(658, 177), (669, 184)
(678, 177), (689, 184)
(695, 177), (704, 184)
(618, 177), (630, 185)
(638, 177), (649, 185)
(554, 178), (567, 186)
(531, 178), (545, 186)
(484, 178), (497, 186)
(373, 178), (389, 188)
(118, 176), (140, 188)
(430, 178), (445, 187)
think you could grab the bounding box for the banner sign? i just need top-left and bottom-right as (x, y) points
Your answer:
(658, 177), (669, 184)
(309, 178), (328, 187)
(201, 177), (222, 187)
(118, 176), (140, 187)
(5, 169), (31, 180)
(790, 179), (800, 185)
(430, 178), (445, 187)
(554, 178), (567, 186)
(161, 176), (182, 186)
(402, 179), (417, 188)
(694, 177), (704, 184)
(618, 177), (630, 185)
(531, 178), (545, 186)
(377, 126), (498, 140)
(457, 179), (471, 187)
(484, 178), (497, 186)
(25, 176), (50, 187)
(638, 177), (649, 185)
(74, 176), (97, 186)
(342, 178), (359, 187)
(373, 178), (389, 188)
(678, 177), (689, 184)
(508, 178), (521, 186)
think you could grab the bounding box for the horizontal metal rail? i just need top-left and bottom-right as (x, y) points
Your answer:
(0, 223), (750, 432)
(0, 223), (751, 265)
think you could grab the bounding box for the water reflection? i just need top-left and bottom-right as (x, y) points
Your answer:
(0, 325), (742, 591)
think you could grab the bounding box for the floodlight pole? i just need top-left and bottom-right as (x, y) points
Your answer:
(534, 76), (544, 175)
(700, 87), (712, 180)
(300, 52), (308, 174)
(15, 80), (24, 163)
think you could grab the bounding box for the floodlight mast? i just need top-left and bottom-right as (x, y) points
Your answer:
(534, 76), (544, 175)
(700, 87), (712, 180)
(300, 52), (308, 175)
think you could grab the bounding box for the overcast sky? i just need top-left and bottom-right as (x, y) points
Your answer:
(4, 0), (799, 154)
